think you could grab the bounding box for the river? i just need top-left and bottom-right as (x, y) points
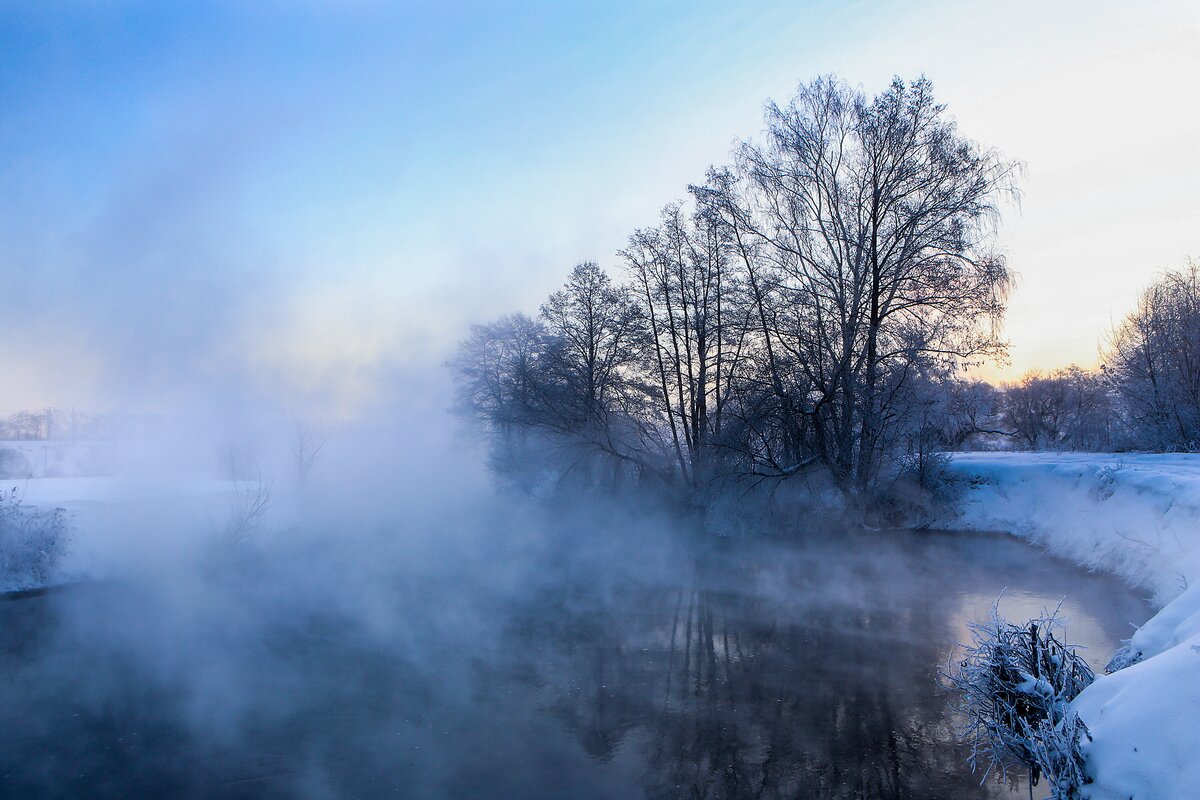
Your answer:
(0, 522), (1152, 799)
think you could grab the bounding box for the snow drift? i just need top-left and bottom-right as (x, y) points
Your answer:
(943, 452), (1200, 799)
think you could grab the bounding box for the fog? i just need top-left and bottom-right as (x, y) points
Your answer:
(4, 287), (1152, 798)
(2, 4), (1185, 797)
(0, 170), (1155, 789)
(0, 398), (1152, 797)
(1, 481), (1151, 798)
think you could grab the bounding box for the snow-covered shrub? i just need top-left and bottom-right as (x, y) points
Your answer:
(871, 449), (965, 527)
(944, 604), (1095, 798)
(1023, 713), (1090, 798)
(0, 486), (70, 589)
(1103, 640), (1141, 673)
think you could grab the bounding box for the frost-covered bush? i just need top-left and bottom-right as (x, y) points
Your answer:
(1103, 633), (1144, 672)
(871, 449), (965, 528)
(944, 605), (1095, 798)
(0, 486), (70, 589)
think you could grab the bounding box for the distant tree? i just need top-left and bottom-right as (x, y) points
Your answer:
(7, 411), (44, 440)
(938, 379), (1006, 450)
(538, 262), (644, 428)
(292, 422), (328, 490)
(1057, 367), (1114, 450)
(1001, 368), (1112, 451)
(1103, 258), (1200, 450)
(1002, 374), (1055, 449)
(452, 313), (546, 431)
(222, 450), (273, 543)
(451, 313), (556, 485)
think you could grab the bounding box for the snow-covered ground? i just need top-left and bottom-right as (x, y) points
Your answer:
(944, 452), (1200, 799)
(0, 437), (255, 592)
(1, 474), (242, 592)
(8, 443), (1196, 795)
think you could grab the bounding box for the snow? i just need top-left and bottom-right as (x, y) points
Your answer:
(1072, 620), (1200, 799)
(944, 452), (1200, 799)
(945, 452), (1200, 604)
(1, 469), (238, 593)
(1015, 672), (1055, 698)
(8, 445), (1198, 795)
(12, 476), (231, 509)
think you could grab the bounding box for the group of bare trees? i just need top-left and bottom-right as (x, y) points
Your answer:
(999, 367), (1113, 451)
(454, 76), (1200, 509)
(983, 260), (1200, 453)
(454, 76), (1019, 507)
(1103, 258), (1200, 450)
(913, 256), (1200, 454)
(0, 408), (106, 441)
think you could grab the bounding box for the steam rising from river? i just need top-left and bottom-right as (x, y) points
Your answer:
(0, 411), (1151, 798)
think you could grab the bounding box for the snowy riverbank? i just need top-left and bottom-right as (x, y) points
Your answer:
(944, 452), (1200, 799)
(1, 473), (243, 594)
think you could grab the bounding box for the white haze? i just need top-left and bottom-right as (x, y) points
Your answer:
(0, 5), (1189, 795)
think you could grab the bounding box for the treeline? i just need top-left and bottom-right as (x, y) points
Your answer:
(453, 75), (1019, 511)
(0, 408), (99, 441)
(0, 408), (164, 442)
(984, 258), (1200, 452)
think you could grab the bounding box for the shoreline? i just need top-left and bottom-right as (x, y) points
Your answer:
(941, 452), (1200, 799)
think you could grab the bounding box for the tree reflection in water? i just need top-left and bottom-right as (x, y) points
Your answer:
(505, 537), (1005, 799)
(0, 527), (1147, 799)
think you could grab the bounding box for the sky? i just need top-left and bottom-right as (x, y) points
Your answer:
(1, 0), (1198, 415)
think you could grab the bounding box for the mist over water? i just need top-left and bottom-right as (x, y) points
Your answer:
(0, 438), (1151, 800)
(0, 4), (1196, 800)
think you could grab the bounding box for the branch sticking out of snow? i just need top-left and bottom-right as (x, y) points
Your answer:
(943, 600), (1094, 798)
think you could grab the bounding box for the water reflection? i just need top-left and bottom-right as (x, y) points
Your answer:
(0, 527), (1150, 799)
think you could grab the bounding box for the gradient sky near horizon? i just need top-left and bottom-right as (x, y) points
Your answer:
(2, 0), (1198, 415)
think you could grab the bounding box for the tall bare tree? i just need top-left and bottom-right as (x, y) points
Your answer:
(623, 202), (752, 486)
(699, 75), (1017, 495)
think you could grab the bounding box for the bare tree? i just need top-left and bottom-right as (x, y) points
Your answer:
(538, 262), (644, 427)
(223, 449), (274, 543)
(623, 201), (752, 487)
(936, 379), (1006, 450)
(1103, 258), (1200, 450)
(450, 313), (557, 487)
(292, 421), (328, 490)
(698, 75), (1018, 495)
(451, 313), (547, 432)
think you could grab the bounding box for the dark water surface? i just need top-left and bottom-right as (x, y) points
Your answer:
(0, 525), (1151, 799)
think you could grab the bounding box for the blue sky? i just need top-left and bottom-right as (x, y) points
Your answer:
(2, 1), (1198, 414)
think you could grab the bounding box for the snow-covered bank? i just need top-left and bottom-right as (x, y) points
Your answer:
(944, 452), (1200, 799)
(945, 452), (1200, 604)
(1, 475), (245, 593)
